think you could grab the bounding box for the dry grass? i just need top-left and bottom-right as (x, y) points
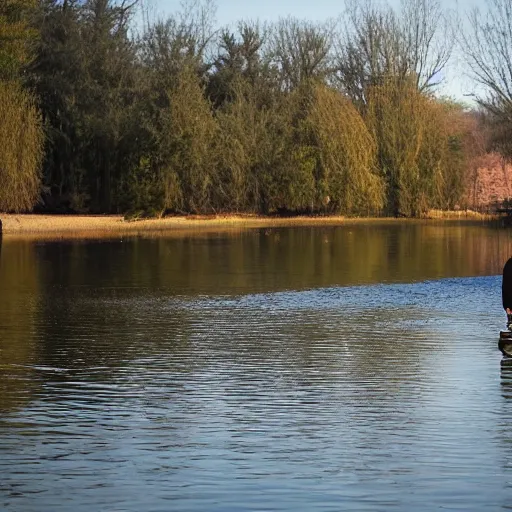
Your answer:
(422, 209), (496, 220)
(0, 214), (347, 241)
(0, 212), (495, 241)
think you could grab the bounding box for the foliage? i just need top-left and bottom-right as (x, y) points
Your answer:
(0, 0), (38, 80)
(0, 80), (43, 212)
(0, 0), (489, 217)
(214, 80), (276, 212)
(309, 84), (384, 215)
(30, 0), (143, 212)
(163, 65), (218, 213)
(364, 79), (465, 216)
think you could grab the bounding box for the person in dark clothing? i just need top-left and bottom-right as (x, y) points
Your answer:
(503, 257), (512, 329)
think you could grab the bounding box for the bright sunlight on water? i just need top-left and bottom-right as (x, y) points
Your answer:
(1, 221), (512, 511)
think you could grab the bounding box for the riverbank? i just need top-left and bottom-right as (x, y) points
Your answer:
(0, 210), (496, 240)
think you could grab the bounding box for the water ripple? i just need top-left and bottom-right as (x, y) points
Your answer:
(0, 272), (510, 511)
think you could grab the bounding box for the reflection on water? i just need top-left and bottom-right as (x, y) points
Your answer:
(8, 221), (512, 296)
(0, 239), (40, 414)
(1, 222), (512, 511)
(500, 358), (512, 398)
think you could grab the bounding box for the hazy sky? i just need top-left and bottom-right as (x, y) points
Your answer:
(149, 0), (483, 100)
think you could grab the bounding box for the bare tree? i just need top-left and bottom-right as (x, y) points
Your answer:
(401, 0), (453, 90)
(335, 0), (454, 107)
(462, 0), (512, 151)
(268, 17), (335, 90)
(334, 1), (403, 106)
(140, 0), (217, 79)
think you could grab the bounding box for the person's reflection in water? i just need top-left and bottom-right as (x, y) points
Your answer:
(501, 359), (512, 399)
(498, 350), (512, 506)
(502, 257), (512, 329)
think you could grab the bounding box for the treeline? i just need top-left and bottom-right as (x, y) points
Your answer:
(0, 0), (501, 217)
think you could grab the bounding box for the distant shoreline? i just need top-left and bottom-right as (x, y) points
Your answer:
(0, 210), (496, 240)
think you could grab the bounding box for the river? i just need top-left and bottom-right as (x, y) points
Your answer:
(1, 221), (512, 511)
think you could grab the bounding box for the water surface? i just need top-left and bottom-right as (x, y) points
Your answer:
(1, 222), (512, 511)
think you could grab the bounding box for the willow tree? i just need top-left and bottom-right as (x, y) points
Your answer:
(365, 79), (464, 216)
(0, 80), (44, 212)
(310, 85), (384, 215)
(160, 66), (218, 213)
(216, 81), (384, 215)
(217, 82), (316, 215)
(0, 0), (38, 80)
(215, 81), (275, 212)
(365, 80), (427, 215)
(422, 100), (468, 210)
(0, 0), (43, 212)
(263, 84), (317, 213)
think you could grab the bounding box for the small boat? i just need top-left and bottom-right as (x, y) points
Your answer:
(499, 330), (512, 357)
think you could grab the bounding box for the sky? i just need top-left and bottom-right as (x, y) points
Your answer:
(150, 0), (469, 24)
(148, 0), (484, 101)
